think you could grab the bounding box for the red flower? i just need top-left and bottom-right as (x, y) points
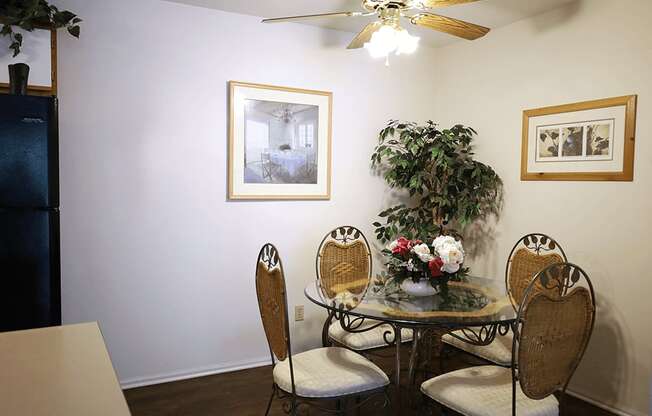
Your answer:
(428, 257), (444, 278)
(391, 237), (412, 256)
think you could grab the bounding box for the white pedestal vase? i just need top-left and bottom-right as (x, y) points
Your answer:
(400, 279), (439, 297)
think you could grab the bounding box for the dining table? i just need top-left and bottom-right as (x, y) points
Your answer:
(304, 276), (517, 408)
(269, 150), (308, 176)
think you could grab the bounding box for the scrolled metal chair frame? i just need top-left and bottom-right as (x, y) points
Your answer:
(441, 234), (567, 374)
(445, 321), (512, 347)
(425, 261), (595, 416)
(509, 262), (596, 416)
(256, 243), (389, 416)
(505, 233), (568, 308)
(316, 226), (381, 348)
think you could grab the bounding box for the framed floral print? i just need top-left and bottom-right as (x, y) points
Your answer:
(228, 81), (332, 200)
(521, 95), (637, 181)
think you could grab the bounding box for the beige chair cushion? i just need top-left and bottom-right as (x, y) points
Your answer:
(273, 347), (389, 398)
(329, 320), (413, 351)
(421, 365), (559, 416)
(442, 330), (513, 366)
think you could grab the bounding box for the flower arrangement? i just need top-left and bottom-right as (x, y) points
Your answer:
(384, 235), (467, 296)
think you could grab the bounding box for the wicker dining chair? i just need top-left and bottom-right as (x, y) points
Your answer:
(422, 262), (596, 416)
(442, 233), (567, 366)
(317, 226), (412, 352)
(255, 243), (390, 416)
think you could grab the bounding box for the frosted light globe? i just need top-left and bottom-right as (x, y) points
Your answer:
(363, 25), (420, 60)
(396, 29), (420, 55)
(364, 25), (399, 58)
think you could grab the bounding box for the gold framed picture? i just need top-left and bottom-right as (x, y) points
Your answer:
(228, 81), (332, 200)
(521, 95), (637, 181)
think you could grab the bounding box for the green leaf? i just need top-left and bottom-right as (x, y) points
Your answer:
(67, 25), (80, 38)
(371, 120), (502, 244)
(10, 42), (20, 57)
(54, 10), (76, 25)
(1, 1), (81, 56)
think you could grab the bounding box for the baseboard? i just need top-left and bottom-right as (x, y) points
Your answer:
(120, 356), (272, 389)
(566, 389), (642, 416)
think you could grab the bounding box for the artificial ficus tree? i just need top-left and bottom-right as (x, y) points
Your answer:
(371, 120), (502, 243)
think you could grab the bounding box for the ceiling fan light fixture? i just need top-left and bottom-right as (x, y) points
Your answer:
(395, 28), (420, 55)
(364, 25), (399, 58)
(363, 25), (420, 59)
(262, 0), (489, 65)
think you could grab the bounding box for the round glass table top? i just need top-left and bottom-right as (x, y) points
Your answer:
(305, 276), (517, 327)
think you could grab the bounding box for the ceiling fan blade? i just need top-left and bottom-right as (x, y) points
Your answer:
(347, 21), (383, 49)
(262, 11), (363, 23)
(420, 0), (482, 8)
(410, 13), (490, 40)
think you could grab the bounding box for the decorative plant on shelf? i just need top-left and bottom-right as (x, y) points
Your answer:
(371, 120), (502, 243)
(370, 120), (502, 296)
(0, 0), (81, 57)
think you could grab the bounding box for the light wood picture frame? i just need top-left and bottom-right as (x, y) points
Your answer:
(228, 81), (332, 200)
(521, 95), (637, 181)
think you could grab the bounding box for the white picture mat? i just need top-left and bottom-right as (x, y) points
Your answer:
(231, 85), (330, 198)
(0, 28), (52, 87)
(527, 105), (626, 173)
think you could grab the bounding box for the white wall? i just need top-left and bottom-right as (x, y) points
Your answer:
(430, 1), (651, 415)
(54, 0), (439, 387)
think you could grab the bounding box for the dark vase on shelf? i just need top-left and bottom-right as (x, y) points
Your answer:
(8, 63), (30, 95)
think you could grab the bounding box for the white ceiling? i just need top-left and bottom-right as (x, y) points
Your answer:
(166, 0), (577, 47)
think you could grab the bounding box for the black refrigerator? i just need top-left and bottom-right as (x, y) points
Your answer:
(0, 94), (61, 332)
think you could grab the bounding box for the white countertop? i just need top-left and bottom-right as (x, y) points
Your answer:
(0, 322), (131, 415)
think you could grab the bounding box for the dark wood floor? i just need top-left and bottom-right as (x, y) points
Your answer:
(125, 347), (615, 416)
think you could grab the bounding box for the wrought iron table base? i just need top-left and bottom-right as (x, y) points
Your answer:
(387, 321), (510, 412)
(324, 304), (512, 413)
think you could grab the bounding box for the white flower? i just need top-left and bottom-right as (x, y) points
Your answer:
(387, 240), (399, 251)
(406, 259), (417, 272)
(412, 243), (434, 262)
(432, 236), (457, 252)
(433, 236), (464, 274)
(441, 262), (461, 274)
(440, 244), (464, 265)
(433, 236), (464, 255)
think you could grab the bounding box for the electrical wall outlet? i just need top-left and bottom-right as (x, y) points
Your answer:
(294, 305), (305, 322)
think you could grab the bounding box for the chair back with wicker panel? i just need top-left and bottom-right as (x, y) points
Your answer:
(255, 244), (292, 365)
(422, 260), (595, 416)
(513, 262), (596, 405)
(506, 234), (567, 308)
(255, 243), (391, 415)
(316, 226), (372, 299)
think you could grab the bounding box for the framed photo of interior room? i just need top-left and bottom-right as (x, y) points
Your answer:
(521, 95), (637, 181)
(228, 81), (332, 200)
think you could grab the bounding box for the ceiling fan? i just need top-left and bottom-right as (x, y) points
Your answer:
(262, 0), (490, 62)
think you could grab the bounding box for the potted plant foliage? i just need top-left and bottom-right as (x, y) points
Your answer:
(371, 120), (502, 296)
(1, 0), (81, 57)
